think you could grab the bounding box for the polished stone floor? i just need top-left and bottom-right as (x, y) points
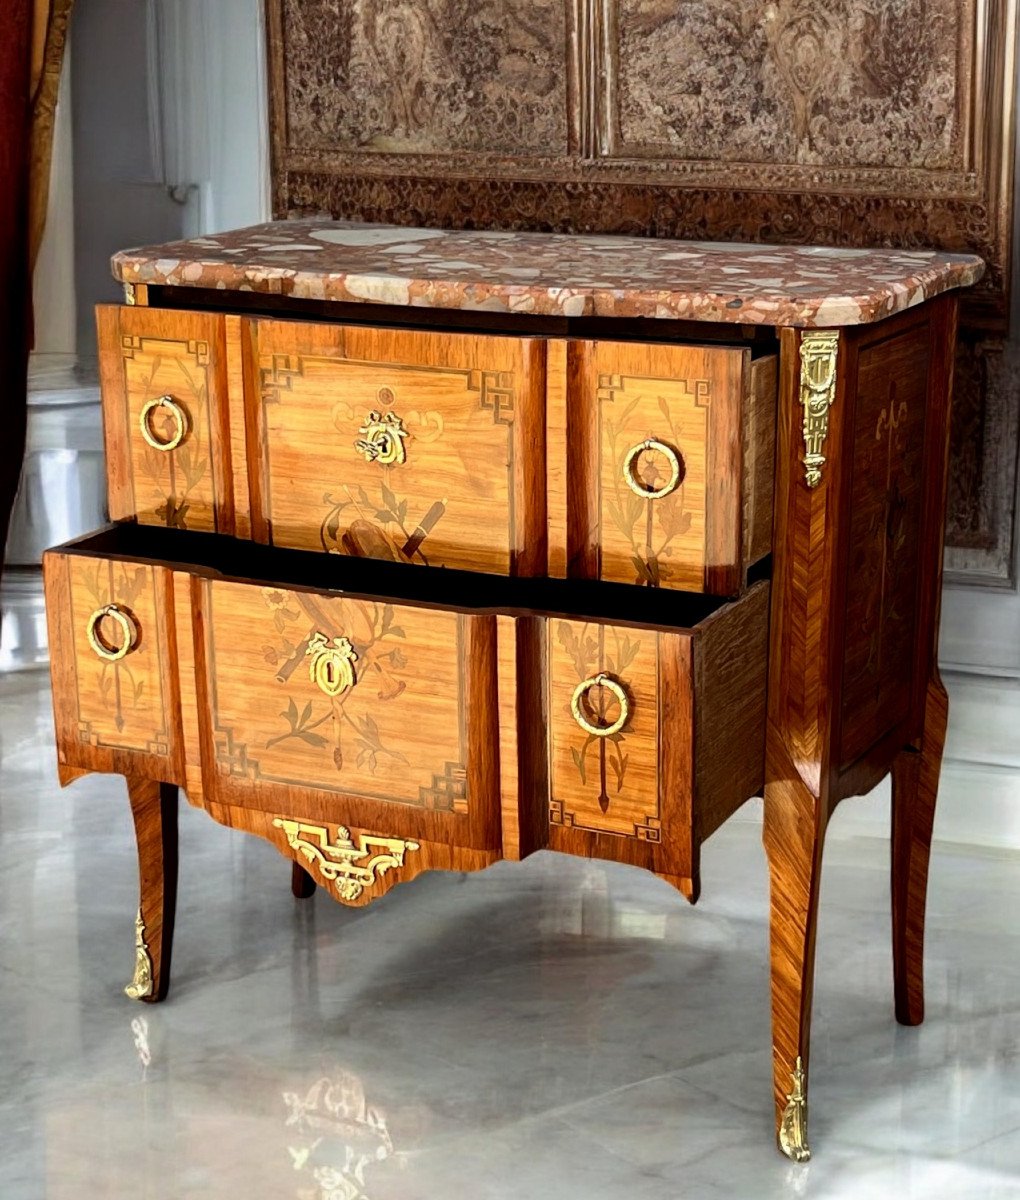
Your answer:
(2, 670), (1019, 1199)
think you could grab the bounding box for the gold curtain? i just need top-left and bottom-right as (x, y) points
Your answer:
(28, 0), (74, 273)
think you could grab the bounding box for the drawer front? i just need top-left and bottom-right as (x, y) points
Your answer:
(97, 305), (232, 533)
(553, 340), (774, 594)
(247, 319), (546, 576)
(547, 618), (693, 878)
(194, 577), (500, 850)
(521, 582), (770, 897)
(43, 550), (179, 778)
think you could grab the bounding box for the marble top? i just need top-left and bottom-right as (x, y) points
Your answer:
(112, 220), (985, 328)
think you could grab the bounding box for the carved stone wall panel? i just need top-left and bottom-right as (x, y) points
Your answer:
(266, 0), (1020, 584)
(283, 173), (1006, 301)
(277, 0), (570, 157)
(945, 333), (1020, 584)
(611, 0), (967, 171)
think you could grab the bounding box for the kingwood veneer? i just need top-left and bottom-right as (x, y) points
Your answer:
(44, 221), (983, 1162)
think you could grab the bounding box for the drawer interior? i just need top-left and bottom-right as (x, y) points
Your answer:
(56, 523), (756, 632)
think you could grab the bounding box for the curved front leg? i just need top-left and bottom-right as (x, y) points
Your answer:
(763, 761), (829, 1163)
(125, 778), (179, 1002)
(291, 862), (317, 899)
(891, 675), (948, 1026)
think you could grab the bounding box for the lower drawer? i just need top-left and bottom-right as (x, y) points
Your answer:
(44, 549), (182, 782)
(44, 525), (768, 905)
(192, 574), (500, 853)
(503, 585), (768, 902)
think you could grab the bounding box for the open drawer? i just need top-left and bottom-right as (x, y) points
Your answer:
(44, 525), (768, 906)
(500, 584), (769, 903)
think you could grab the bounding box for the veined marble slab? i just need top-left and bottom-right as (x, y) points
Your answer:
(112, 220), (985, 328)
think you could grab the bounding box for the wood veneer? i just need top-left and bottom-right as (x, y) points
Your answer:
(763, 295), (959, 1155)
(97, 305), (234, 535)
(244, 318), (547, 575)
(48, 238), (976, 1162)
(45, 524), (762, 910)
(557, 339), (775, 594)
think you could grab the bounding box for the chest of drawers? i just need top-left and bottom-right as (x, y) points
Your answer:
(43, 221), (983, 1162)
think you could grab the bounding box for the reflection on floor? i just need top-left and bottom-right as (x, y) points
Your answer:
(2, 670), (1019, 1199)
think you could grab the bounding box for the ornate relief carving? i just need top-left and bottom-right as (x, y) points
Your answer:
(945, 334), (1020, 583)
(272, 818), (420, 903)
(614, 1), (962, 169)
(799, 331), (840, 488)
(124, 908), (154, 1000)
(278, 0), (568, 156)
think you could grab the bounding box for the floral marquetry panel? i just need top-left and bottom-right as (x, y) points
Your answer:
(593, 369), (709, 591)
(562, 339), (752, 594)
(67, 557), (169, 756)
(201, 579), (472, 812)
(97, 306), (232, 534)
(248, 318), (546, 575)
(548, 619), (662, 841)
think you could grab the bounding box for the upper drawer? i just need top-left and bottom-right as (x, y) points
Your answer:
(245, 318), (547, 576)
(97, 305), (234, 534)
(549, 340), (776, 594)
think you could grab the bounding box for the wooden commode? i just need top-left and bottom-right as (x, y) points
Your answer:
(43, 221), (984, 1161)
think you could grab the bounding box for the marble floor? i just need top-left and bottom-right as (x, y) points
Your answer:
(2, 671), (1019, 1200)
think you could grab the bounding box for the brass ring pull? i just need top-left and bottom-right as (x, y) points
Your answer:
(139, 395), (188, 452)
(86, 604), (138, 662)
(306, 632), (358, 698)
(623, 438), (683, 500)
(571, 672), (629, 738)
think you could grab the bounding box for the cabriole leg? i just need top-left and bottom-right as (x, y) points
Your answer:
(763, 770), (829, 1163)
(891, 676), (948, 1026)
(125, 778), (179, 1002)
(291, 862), (317, 899)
